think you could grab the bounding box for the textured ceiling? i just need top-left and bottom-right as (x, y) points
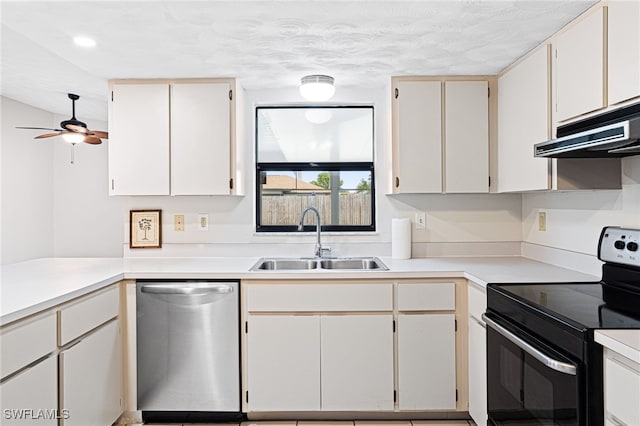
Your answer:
(1, 1), (596, 121)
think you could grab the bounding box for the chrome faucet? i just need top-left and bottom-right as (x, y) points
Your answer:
(298, 206), (330, 258)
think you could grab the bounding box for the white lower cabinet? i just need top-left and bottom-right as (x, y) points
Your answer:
(0, 356), (58, 426)
(468, 316), (487, 425)
(246, 315), (321, 411)
(244, 281), (461, 414)
(467, 282), (488, 426)
(321, 315), (394, 410)
(603, 349), (640, 426)
(59, 319), (122, 426)
(397, 314), (456, 410)
(246, 314), (393, 412)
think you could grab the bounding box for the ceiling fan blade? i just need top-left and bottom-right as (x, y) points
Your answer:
(83, 136), (102, 145)
(16, 126), (63, 132)
(34, 132), (62, 139)
(88, 130), (108, 139)
(66, 124), (89, 134)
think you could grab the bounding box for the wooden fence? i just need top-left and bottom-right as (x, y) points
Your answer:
(261, 193), (371, 226)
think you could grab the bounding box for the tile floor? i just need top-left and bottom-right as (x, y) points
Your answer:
(131, 421), (473, 426)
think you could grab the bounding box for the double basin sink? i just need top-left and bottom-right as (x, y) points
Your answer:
(251, 257), (388, 271)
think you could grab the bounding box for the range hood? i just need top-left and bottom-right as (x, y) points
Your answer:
(534, 102), (640, 158)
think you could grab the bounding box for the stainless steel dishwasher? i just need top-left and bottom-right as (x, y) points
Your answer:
(136, 280), (241, 422)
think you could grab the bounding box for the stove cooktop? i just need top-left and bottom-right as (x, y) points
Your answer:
(491, 282), (640, 331)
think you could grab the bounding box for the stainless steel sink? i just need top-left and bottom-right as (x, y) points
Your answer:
(250, 257), (388, 271)
(320, 258), (386, 270)
(253, 259), (318, 270)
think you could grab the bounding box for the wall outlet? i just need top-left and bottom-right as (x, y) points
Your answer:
(538, 211), (547, 232)
(198, 214), (209, 231)
(174, 214), (185, 232)
(415, 211), (426, 230)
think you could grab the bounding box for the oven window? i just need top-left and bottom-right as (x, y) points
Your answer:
(487, 326), (580, 425)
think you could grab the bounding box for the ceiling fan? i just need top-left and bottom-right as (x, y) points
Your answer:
(17, 93), (108, 145)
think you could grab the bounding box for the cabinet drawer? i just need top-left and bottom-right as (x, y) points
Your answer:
(397, 283), (455, 311)
(58, 286), (119, 346)
(1, 311), (56, 379)
(468, 282), (487, 321)
(247, 284), (393, 312)
(605, 356), (640, 425)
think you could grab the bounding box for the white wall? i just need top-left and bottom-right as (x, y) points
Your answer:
(1, 97), (55, 264)
(523, 156), (640, 256)
(3, 89), (524, 262)
(1, 96), (123, 264)
(52, 113), (123, 257)
(121, 86), (523, 257)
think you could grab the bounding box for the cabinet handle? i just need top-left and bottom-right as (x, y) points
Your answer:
(395, 177), (399, 188)
(394, 88), (399, 99)
(229, 89), (233, 101)
(111, 179), (114, 191)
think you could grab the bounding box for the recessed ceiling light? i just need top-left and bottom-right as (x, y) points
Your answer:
(73, 36), (96, 48)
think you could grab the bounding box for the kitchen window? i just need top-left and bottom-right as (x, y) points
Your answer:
(255, 106), (375, 232)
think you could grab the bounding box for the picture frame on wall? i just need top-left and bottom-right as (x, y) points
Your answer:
(130, 210), (162, 249)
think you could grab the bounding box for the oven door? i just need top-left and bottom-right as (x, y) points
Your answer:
(483, 314), (581, 425)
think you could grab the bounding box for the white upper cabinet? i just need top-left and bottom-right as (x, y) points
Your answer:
(392, 78), (490, 194)
(444, 81), (489, 193)
(608, 1), (640, 106)
(554, 6), (605, 123)
(109, 83), (170, 195)
(171, 82), (232, 195)
(109, 78), (242, 196)
(497, 45), (550, 192)
(393, 80), (442, 193)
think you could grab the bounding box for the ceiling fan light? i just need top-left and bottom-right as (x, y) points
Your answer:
(62, 132), (85, 144)
(300, 75), (335, 102)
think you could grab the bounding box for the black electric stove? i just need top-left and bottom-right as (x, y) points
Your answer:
(485, 226), (640, 426)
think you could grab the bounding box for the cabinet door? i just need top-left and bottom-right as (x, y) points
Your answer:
(444, 81), (489, 193)
(321, 315), (394, 410)
(393, 81), (442, 193)
(608, 1), (640, 105)
(60, 320), (122, 426)
(468, 316), (487, 426)
(497, 46), (550, 192)
(554, 7), (605, 122)
(109, 83), (170, 195)
(604, 355), (640, 426)
(247, 315), (321, 411)
(0, 356), (57, 426)
(171, 82), (232, 195)
(397, 314), (456, 410)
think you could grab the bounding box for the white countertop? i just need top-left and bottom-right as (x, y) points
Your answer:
(1, 255), (600, 325)
(595, 330), (640, 364)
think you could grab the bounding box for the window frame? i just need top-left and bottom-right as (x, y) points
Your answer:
(255, 105), (376, 233)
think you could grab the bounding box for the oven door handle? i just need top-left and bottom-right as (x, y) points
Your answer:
(482, 314), (577, 376)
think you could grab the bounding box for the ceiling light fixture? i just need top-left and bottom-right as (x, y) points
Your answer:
(73, 36), (96, 48)
(62, 132), (85, 144)
(300, 75), (335, 102)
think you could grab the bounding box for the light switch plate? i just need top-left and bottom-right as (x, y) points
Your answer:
(538, 211), (546, 232)
(174, 214), (184, 232)
(415, 211), (426, 229)
(198, 214), (209, 231)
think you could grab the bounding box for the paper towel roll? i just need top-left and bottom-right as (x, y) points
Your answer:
(391, 218), (411, 259)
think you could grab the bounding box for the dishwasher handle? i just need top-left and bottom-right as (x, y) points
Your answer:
(140, 283), (234, 296)
(482, 313), (577, 376)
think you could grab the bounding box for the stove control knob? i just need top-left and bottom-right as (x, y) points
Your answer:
(614, 240), (626, 249)
(627, 242), (639, 252)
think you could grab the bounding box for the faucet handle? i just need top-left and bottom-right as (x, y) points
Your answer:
(320, 246), (332, 258)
